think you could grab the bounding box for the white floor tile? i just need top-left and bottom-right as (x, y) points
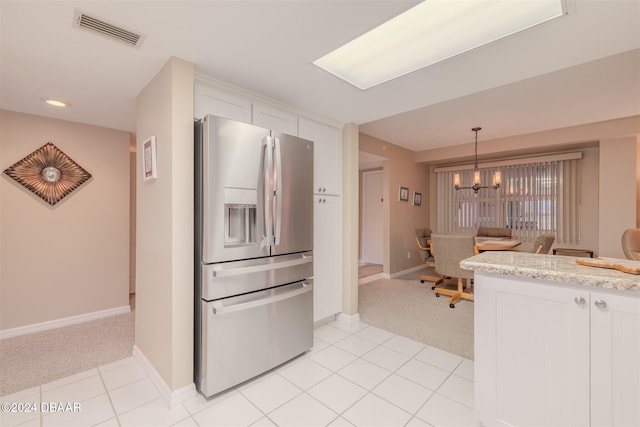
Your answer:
(338, 359), (391, 390)
(342, 393), (412, 427)
(382, 335), (426, 357)
(12, 314), (480, 427)
(42, 373), (105, 404)
(372, 373), (434, 414)
(95, 417), (120, 427)
(362, 345), (411, 372)
(98, 356), (137, 373)
(406, 416), (432, 426)
(193, 392), (263, 427)
(100, 359), (146, 390)
(41, 368), (98, 392)
(334, 334), (379, 357)
(313, 324), (352, 344)
(416, 393), (477, 426)
(327, 319), (369, 334)
(307, 374), (367, 414)
(437, 375), (474, 409)
(0, 387), (40, 427)
(354, 326), (395, 344)
(182, 388), (238, 415)
(327, 416), (355, 427)
(306, 336), (331, 356)
(108, 378), (160, 414)
(396, 359), (450, 391)
(251, 416), (277, 426)
(268, 393), (337, 426)
(278, 357), (332, 390)
(309, 345), (358, 372)
(171, 416), (199, 427)
(454, 359), (474, 382)
(118, 397), (190, 426)
(415, 346), (464, 373)
(42, 393), (114, 427)
(240, 373), (301, 413)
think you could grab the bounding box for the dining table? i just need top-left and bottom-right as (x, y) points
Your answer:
(474, 236), (522, 252)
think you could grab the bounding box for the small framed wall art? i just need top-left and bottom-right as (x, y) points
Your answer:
(142, 136), (157, 181)
(413, 191), (422, 206)
(398, 186), (409, 202)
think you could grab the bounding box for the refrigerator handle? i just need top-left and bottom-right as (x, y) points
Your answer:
(263, 136), (274, 246)
(273, 137), (282, 246)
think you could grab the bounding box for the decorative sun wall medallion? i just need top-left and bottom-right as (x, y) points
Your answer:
(3, 142), (92, 206)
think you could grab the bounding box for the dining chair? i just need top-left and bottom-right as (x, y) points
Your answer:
(430, 233), (476, 308)
(532, 233), (555, 254)
(622, 228), (640, 261)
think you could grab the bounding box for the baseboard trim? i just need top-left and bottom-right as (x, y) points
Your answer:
(133, 345), (197, 408)
(358, 272), (386, 285)
(389, 264), (430, 279)
(0, 305), (131, 340)
(336, 312), (360, 325)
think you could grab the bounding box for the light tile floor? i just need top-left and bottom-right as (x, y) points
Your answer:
(1, 320), (476, 427)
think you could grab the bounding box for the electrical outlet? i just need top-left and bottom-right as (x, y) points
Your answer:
(407, 251), (411, 259)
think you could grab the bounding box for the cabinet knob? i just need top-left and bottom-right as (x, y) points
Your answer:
(594, 299), (607, 309)
(574, 297), (586, 305)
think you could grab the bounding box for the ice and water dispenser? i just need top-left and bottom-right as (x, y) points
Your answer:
(224, 188), (257, 247)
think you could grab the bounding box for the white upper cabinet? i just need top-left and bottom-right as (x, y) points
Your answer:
(252, 103), (298, 136)
(194, 84), (251, 123)
(298, 118), (342, 196)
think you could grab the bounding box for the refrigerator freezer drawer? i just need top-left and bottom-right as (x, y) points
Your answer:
(201, 252), (312, 301)
(198, 281), (313, 397)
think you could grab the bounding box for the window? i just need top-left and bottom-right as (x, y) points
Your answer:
(436, 155), (581, 244)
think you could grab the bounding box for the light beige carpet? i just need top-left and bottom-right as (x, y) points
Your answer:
(0, 311), (134, 396)
(358, 268), (474, 360)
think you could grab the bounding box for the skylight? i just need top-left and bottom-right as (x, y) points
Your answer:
(313, 0), (566, 90)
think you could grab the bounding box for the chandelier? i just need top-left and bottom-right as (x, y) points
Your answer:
(454, 127), (501, 193)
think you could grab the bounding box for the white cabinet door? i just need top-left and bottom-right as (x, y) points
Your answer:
(252, 103), (298, 135)
(298, 118), (342, 196)
(590, 290), (640, 427)
(313, 195), (342, 322)
(194, 84), (252, 123)
(474, 272), (590, 427)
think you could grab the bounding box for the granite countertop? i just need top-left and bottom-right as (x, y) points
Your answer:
(460, 251), (640, 292)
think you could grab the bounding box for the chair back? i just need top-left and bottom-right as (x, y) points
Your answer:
(533, 233), (555, 254)
(431, 233), (475, 280)
(415, 227), (432, 262)
(622, 228), (640, 261)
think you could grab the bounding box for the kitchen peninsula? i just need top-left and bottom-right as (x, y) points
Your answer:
(461, 251), (640, 427)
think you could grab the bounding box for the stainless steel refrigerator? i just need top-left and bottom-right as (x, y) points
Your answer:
(194, 114), (314, 397)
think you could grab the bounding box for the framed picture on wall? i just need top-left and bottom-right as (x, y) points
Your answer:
(413, 192), (422, 206)
(399, 186), (409, 202)
(143, 136), (157, 181)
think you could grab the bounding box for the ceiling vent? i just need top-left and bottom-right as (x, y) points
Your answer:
(73, 9), (145, 49)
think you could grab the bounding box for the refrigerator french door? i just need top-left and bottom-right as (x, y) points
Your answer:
(194, 114), (314, 397)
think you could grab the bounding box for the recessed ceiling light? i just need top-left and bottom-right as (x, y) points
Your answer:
(40, 98), (71, 108)
(313, 0), (566, 90)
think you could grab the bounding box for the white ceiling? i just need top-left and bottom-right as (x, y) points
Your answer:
(1, 0), (638, 153)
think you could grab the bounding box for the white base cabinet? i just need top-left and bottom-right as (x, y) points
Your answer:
(475, 271), (640, 427)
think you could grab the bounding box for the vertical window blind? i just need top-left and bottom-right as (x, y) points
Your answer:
(436, 156), (581, 244)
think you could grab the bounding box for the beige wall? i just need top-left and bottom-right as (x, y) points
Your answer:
(359, 133), (430, 275)
(135, 57), (194, 391)
(599, 137), (639, 258)
(0, 110), (130, 330)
